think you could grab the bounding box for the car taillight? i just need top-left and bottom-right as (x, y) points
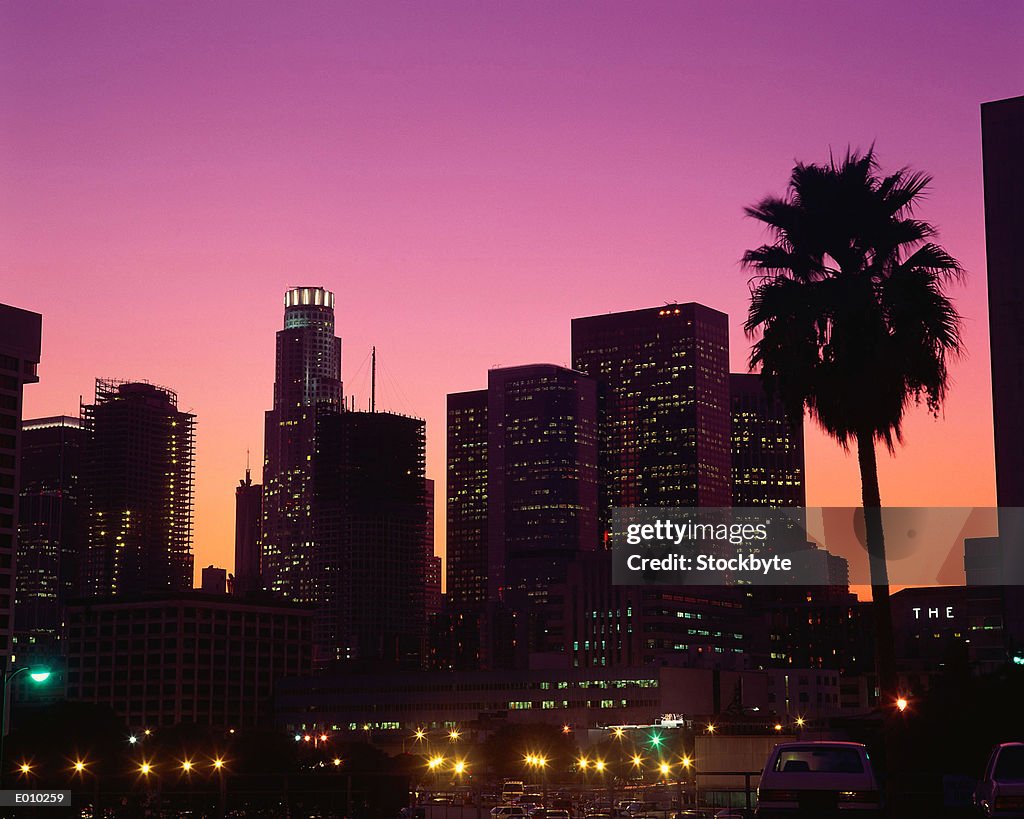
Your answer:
(758, 790), (798, 802)
(995, 796), (1024, 810)
(838, 791), (880, 804)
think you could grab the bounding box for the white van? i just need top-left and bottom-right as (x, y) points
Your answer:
(756, 741), (880, 817)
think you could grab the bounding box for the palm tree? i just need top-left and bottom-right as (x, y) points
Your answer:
(742, 148), (964, 705)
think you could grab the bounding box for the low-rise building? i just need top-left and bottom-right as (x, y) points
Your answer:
(66, 592), (311, 729)
(276, 665), (769, 738)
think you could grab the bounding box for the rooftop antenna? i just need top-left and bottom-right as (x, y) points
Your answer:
(245, 448), (250, 482)
(371, 345), (377, 413)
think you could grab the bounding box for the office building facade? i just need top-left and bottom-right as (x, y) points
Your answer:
(729, 373), (805, 507)
(276, 665), (769, 737)
(562, 549), (750, 670)
(0, 304), (42, 673)
(313, 409), (428, 667)
(80, 380), (195, 596)
(424, 478), (442, 617)
(486, 365), (599, 606)
(983, 96), (1024, 509)
(16, 416), (85, 654)
(262, 286), (342, 604)
(571, 303), (732, 535)
(65, 592), (311, 728)
(445, 389), (489, 611)
(234, 466), (262, 595)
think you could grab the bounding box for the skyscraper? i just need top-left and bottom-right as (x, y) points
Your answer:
(571, 303), (731, 534)
(729, 373), (806, 507)
(445, 389), (488, 611)
(424, 478), (442, 617)
(262, 287), (342, 603)
(0, 303), (42, 673)
(313, 409), (428, 667)
(234, 465), (262, 595)
(16, 416), (85, 654)
(983, 96), (1024, 510)
(981, 96), (1024, 637)
(486, 365), (599, 607)
(81, 380), (195, 596)
(444, 366), (599, 666)
(485, 364), (599, 661)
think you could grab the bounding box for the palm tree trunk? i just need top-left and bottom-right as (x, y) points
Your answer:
(855, 429), (897, 705)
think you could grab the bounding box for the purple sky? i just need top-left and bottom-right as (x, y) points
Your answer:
(3, 2), (1021, 579)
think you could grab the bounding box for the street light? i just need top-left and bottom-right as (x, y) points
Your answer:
(525, 754), (548, 810)
(448, 729), (462, 742)
(212, 757), (228, 818)
(0, 666), (51, 789)
(680, 756), (696, 808)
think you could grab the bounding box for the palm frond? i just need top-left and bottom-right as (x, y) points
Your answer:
(742, 147), (965, 450)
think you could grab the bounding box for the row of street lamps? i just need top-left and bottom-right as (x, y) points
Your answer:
(12, 755), (229, 781)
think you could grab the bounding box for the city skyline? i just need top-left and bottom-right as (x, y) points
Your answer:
(4, 4), (1020, 579)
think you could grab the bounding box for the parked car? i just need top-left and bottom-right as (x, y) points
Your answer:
(492, 808), (528, 819)
(755, 741), (881, 817)
(531, 810), (571, 819)
(975, 742), (1024, 817)
(715, 810), (753, 818)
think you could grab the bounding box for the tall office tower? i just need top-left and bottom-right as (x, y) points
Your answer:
(81, 380), (195, 596)
(445, 389), (488, 611)
(983, 96), (1024, 510)
(424, 479), (442, 617)
(571, 303), (731, 535)
(234, 466), (262, 595)
(487, 364), (599, 657)
(0, 304), (42, 674)
(262, 287), (343, 603)
(16, 417), (85, 655)
(729, 373), (806, 507)
(313, 409), (427, 668)
(982, 97), (1024, 656)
